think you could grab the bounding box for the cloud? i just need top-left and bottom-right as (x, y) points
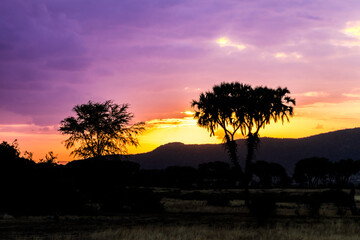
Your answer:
(314, 124), (324, 129)
(343, 93), (360, 98)
(217, 37), (246, 51)
(342, 88), (360, 98)
(297, 91), (329, 97)
(303, 92), (329, 97)
(145, 117), (196, 129)
(0, 123), (58, 135)
(343, 21), (360, 39)
(330, 21), (360, 48)
(2, 0), (360, 128)
(274, 52), (302, 60)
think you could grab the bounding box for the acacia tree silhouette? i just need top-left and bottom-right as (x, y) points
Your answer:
(59, 100), (145, 159)
(192, 82), (295, 204)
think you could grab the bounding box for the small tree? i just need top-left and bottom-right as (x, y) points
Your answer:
(0, 140), (20, 160)
(38, 151), (58, 166)
(250, 161), (290, 188)
(331, 159), (360, 187)
(59, 100), (145, 159)
(293, 157), (332, 187)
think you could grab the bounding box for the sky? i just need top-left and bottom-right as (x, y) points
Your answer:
(1, 0), (360, 163)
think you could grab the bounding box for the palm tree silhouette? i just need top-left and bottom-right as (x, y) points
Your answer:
(241, 86), (295, 204)
(192, 83), (295, 205)
(192, 82), (252, 171)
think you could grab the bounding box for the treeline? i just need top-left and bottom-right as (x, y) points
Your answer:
(1, 141), (360, 216)
(0, 141), (163, 216)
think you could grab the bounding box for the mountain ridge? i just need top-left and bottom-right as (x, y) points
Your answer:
(126, 127), (360, 173)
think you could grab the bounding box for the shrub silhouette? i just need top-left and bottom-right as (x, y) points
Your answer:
(206, 194), (231, 207)
(102, 188), (163, 213)
(249, 195), (277, 225)
(293, 157), (332, 187)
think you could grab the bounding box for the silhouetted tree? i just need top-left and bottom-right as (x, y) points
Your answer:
(192, 82), (295, 204)
(241, 86), (295, 202)
(0, 140), (35, 170)
(250, 161), (290, 188)
(198, 161), (232, 188)
(0, 140), (20, 160)
(38, 151), (58, 166)
(192, 82), (251, 169)
(59, 100), (145, 159)
(331, 159), (360, 187)
(293, 157), (332, 187)
(0, 140), (38, 215)
(164, 166), (197, 188)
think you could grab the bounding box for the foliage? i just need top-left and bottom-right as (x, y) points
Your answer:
(293, 157), (332, 187)
(249, 194), (277, 225)
(250, 161), (291, 188)
(206, 194), (231, 206)
(192, 82), (252, 168)
(198, 161), (235, 188)
(164, 166), (198, 188)
(293, 158), (360, 187)
(192, 82), (295, 164)
(38, 151), (58, 166)
(0, 140), (20, 160)
(59, 100), (145, 159)
(192, 82), (295, 205)
(0, 139), (35, 171)
(102, 188), (164, 213)
(331, 159), (360, 186)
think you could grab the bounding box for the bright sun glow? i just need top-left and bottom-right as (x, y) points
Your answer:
(275, 52), (287, 58)
(343, 21), (360, 39)
(217, 37), (229, 46)
(182, 111), (195, 115)
(335, 21), (360, 47)
(217, 37), (246, 51)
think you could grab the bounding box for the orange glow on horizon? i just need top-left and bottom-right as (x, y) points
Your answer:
(2, 99), (360, 163)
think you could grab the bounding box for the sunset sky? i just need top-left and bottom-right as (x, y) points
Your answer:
(1, 0), (360, 163)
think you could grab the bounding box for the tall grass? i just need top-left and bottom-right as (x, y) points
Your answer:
(9, 216), (360, 240)
(90, 220), (360, 240)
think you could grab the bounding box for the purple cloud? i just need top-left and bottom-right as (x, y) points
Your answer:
(1, 0), (360, 129)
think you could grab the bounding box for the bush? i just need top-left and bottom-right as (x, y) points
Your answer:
(102, 188), (164, 213)
(206, 194), (231, 206)
(249, 195), (276, 225)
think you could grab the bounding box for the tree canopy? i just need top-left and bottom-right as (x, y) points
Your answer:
(192, 82), (251, 168)
(192, 82), (295, 167)
(192, 82), (295, 204)
(293, 157), (332, 187)
(59, 100), (145, 159)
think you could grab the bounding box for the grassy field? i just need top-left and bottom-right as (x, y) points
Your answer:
(91, 220), (360, 240)
(2, 188), (360, 240)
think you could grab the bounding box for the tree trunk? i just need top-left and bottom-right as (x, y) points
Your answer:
(224, 135), (243, 188)
(224, 135), (241, 168)
(350, 184), (358, 215)
(244, 133), (258, 206)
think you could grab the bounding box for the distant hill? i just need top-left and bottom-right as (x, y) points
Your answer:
(126, 128), (360, 173)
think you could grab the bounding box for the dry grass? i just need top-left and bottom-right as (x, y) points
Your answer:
(90, 220), (360, 240)
(162, 198), (247, 213)
(6, 188), (360, 240)
(8, 218), (360, 240)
